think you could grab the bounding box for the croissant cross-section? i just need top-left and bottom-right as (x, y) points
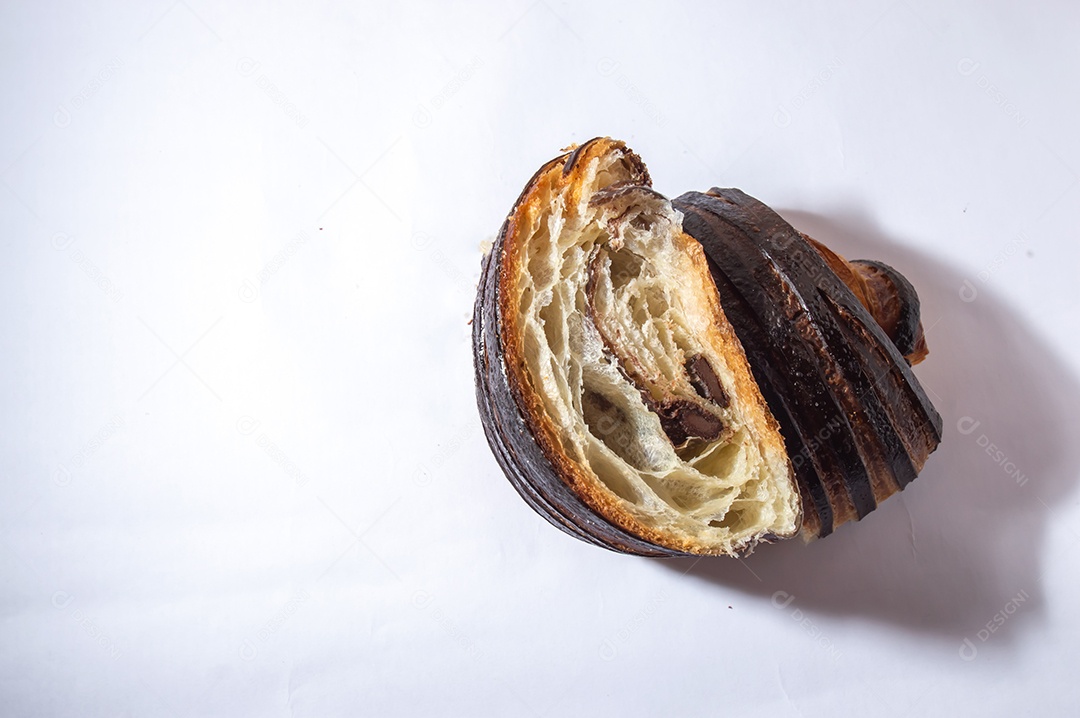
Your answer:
(473, 138), (941, 557)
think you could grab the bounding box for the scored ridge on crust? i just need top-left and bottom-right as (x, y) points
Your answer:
(474, 137), (802, 556)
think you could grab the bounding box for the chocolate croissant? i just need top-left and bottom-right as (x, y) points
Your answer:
(473, 137), (942, 556)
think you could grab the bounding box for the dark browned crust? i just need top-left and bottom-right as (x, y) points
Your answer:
(672, 188), (943, 538)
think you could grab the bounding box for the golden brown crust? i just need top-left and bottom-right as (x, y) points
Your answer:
(804, 235), (929, 365)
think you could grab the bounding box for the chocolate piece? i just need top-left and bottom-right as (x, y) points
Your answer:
(685, 354), (729, 408)
(652, 397), (725, 446)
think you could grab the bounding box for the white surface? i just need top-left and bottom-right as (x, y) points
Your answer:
(3, 1), (1079, 715)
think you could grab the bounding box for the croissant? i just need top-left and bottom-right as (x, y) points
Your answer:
(473, 137), (942, 556)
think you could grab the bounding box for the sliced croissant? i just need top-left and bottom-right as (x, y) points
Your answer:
(473, 138), (942, 556)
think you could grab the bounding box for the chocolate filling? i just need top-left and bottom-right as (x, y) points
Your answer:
(648, 397), (725, 446)
(685, 354), (730, 408)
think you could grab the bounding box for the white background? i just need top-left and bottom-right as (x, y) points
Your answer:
(3, 1), (1079, 715)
